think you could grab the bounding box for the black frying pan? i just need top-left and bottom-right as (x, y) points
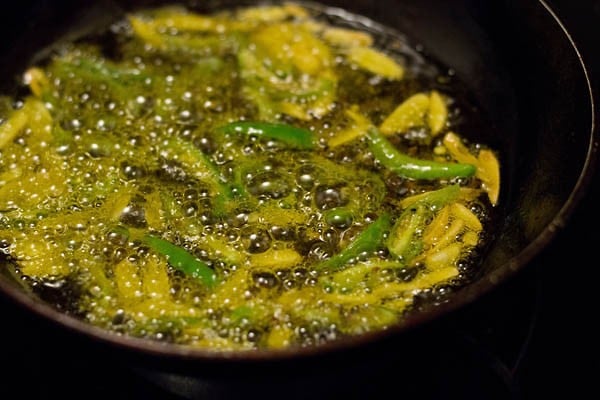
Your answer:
(0, 0), (597, 397)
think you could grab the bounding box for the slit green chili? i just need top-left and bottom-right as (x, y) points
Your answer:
(405, 184), (461, 209)
(387, 184), (461, 262)
(315, 213), (392, 272)
(143, 234), (217, 288)
(324, 207), (354, 229)
(367, 126), (476, 180)
(216, 121), (316, 149)
(386, 204), (428, 262)
(161, 136), (251, 216)
(53, 57), (148, 93)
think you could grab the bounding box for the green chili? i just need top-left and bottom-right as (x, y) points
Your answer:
(229, 304), (271, 324)
(315, 213), (392, 271)
(162, 137), (229, 191)
(386, 204), (428, 262)
(410, 184), (461, 208)
(143, 234), (217, 288)
(53, 57), (147, 92)
(216, 121), (316, 149)
(367, 126), (476, 180)
(161, 136), (250, 216)
(324, 207), (354, 229)
(387, 184), (461, 261)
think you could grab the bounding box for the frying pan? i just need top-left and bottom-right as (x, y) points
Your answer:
(0, 0), (597, 395)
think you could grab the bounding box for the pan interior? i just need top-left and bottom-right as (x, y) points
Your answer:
(0, 0), (594, 362)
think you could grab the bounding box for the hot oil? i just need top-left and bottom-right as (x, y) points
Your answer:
(0, 2), (499, 350)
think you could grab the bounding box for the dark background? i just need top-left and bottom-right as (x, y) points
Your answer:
(1, 0), (599, 399)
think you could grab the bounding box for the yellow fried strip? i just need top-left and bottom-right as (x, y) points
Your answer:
(463, 231), (480, 247)
(443, 132), (500, 205)
(114, 258), (142, 303)
(328, 106), (371, 147)
(424, 242), (462, 271)
(266, 324), (294, 349)
(279, 102), (311, 120)
(427, 90), (448, 135)
(143, 190), (164, 231)
(147, 13), (216, 32)
(430, 219), (465, 251)
(0, 166), (22, 185)
(0, 97), (51, 149)
(251, 22), (332, 75)
(131, 3), (309, 41)
(14, 237), (70, 278)
(322, 27), (373, 47)
(142, 256), (172, 300)
(422, 205), (451, 247)
(477, 149), (500, 206)
(248, 248), (302, 270)
(442, 131), (478, 164)
(129, 16), (166, 48)
(450, 203), (482, 232)
(379, 92), (429, 135)
(236, 3), (308, 22)
(209, 269), (250, 310)
(23, 67), (50, 98)
(371, 266), (459, 298)
(347, 46), (404, 80)
(204, 235), (245, 265)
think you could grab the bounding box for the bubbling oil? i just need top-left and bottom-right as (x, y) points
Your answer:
(0, 2), (498, 351)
